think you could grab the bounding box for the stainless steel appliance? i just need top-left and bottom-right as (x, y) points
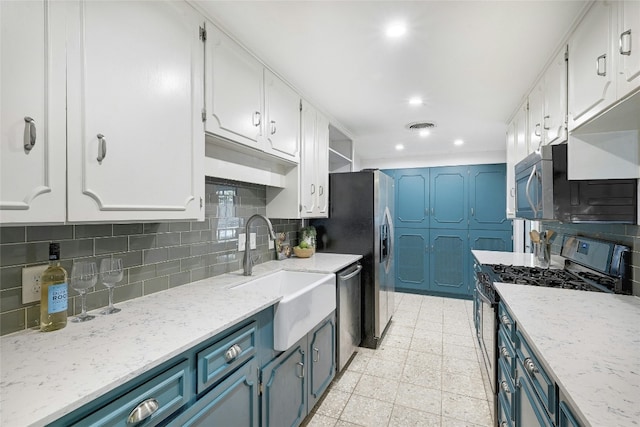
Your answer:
(514, 146), (554, 220)
(336, 262), (362, 371)
(473, 235), (631, 423)
(311, 170), (395, 349)
(515, 144), (637, 222)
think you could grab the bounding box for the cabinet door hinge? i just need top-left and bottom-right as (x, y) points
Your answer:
(201, 109), (207, 122)
(199, 26), (207, 42)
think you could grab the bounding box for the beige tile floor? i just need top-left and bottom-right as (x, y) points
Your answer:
(304, 293), (492, 427)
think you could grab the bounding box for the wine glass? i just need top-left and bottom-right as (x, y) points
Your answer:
(99, 258), (123, 314)
(70, 261), (98, 322)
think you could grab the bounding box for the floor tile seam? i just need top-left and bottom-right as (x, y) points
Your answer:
(392, 399), (443, 418)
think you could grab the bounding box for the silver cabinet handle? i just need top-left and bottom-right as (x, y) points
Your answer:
(534, 123), (541, 137)
(270, 120), (276, 135)
(296, 361), (305, 378)
(510, 187), (515, 197)
(313, 348), (320, 363)
(596, 54), (607, 76)
(500, 381), (510, 394)
(543, 115), (550, 130)
(620, 29), (632, 56)
(311, 184), (316, 195)
(23, 117), (36, 151)
(339, 264), (362, 280)
(470, 207), (474, 216)
(127, 398), (159, 425)
(319, 185), (324, 196)
(500, 315), (511, 326)
(431, 207), (434, 215)
(252, 111), (261, 127)
(97, 133), (107, 163)
(224, 343), (242, 362)
(425, 208), (429, 216)
(500, 346), (510, 360)
(524, 357), (539, 376)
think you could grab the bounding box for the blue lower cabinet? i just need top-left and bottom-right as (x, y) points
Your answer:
(516, 358), (553, 427)
(558, 400), (581, 427)
(308, 315), (336, 410)
(395, 228), (430, 293)
(430, 229), (469, 297)
(261, 341), (307, 427)
(172, 358), (259, 426)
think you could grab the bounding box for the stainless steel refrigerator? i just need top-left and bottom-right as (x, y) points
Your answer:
(311, 170), (395, 349)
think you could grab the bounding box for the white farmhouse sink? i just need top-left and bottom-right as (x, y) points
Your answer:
(232, 271), (336, 351)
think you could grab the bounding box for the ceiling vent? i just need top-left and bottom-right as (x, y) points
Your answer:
(406, 121), (436, 130)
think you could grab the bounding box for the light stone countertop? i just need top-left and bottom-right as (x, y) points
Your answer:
(494, 283), (640, 427)
(471, 249), (564, 269)
(0, 253), (361, 427)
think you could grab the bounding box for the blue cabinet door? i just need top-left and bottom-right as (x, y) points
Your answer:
(430, 166), (468, 229)
(173, 358), (259, 427)
(395, 228), (430, 293)
(430, 229), (469, 297)
(468, 229), (513, 294)
(395, 168), (430, 228)
(261, 342), (307, 427)
(308, 314), (336, 411)
(469, 164), (511, 230)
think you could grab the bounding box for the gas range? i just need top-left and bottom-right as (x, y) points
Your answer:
(486, 264), (606, 292)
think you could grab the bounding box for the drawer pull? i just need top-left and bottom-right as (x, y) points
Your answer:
(127, 398), (159, 425)
(524, 357), (539, 376)
(500, 315), (511, 326)
(224, 344), (242, 362)
(500, 380), (510, 394)
(500, 346), (510, 360)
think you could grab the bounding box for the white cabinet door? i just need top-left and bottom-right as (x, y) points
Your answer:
(543, 49), (568, 145)
(264, 70), (300, 163)
(315, 114), (329, 217)
(66, 0), (204, 222)
(505, 121), (517, 219)
(206, 23), (264, 149)
(568, 1), (617, 130)
(514, 103), (529, 162)
(528, 83), (544, 151)
(618, 1), (640, 95)
(300, 101), (316, 215)
(0, 1), (66, 224)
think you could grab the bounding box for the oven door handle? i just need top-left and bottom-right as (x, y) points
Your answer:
(475, 287), (494, 305)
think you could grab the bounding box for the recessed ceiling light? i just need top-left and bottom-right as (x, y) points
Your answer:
(395, 144), (404, 151)
(386, 22), (407, 38)
(454, 139), (464, 146)
(419, 129), (430, 137)
(409, 97), (423, 106)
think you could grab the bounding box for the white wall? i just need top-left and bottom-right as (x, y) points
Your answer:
(359, 150), (506, 170)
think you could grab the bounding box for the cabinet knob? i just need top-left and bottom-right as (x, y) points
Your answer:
(23, 117), (36, 152)
(524, 357), (539, 376)
(127, 398), (159, 425)
(500, 380), (510, 394)
(500, 315), (511, 326)
(224, 344), (242, 362)
(500, 346), (510, 360)
(97, 134), (107, 163)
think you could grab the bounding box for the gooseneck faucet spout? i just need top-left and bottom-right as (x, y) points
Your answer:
(243, 214), (277, 276)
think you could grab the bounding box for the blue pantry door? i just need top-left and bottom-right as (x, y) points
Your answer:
(469, 164), (511, 230)
(469, 229), (513, 292)
(395, 228), (430, 293)
(394, 168), (430, 228)
(430, 229), (469, 297)
(430, 166), (468, 229)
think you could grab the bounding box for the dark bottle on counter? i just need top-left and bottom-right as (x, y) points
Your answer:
(40, 243), (68, 332)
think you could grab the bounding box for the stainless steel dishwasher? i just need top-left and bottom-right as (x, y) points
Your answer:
(336, 262), (362, 372)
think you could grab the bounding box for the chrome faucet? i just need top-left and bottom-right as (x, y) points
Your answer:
(243, 214), (277, 276)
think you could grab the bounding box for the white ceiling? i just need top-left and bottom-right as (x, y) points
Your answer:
(195, 0), (588, 165)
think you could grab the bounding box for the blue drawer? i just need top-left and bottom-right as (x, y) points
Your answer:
(497, 357), (516, 421)
(516, 330), (555, 418)
(498, 327), (516, 380)
(71, 359), (191, 427)
(498, 302), (517, 345)
(196, 321), (257, 394)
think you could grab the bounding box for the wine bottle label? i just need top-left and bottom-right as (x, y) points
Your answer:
(48, 283), (68, 314)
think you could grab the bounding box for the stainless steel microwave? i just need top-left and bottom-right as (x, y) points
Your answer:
(515, 146), (554, 220)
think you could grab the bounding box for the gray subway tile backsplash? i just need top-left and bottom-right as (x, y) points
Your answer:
(0, 177), (301, 336)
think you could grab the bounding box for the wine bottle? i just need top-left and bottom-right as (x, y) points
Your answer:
(40, 243), (68, 332)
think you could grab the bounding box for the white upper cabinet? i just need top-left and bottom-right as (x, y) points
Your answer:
(618, 1), (640, 95)
(527, 82), (544, 151)
(0, 1), (66, 224)
(66, 0), (204, 222)
(263, 70), (301, 163)
(568, 1), (617, 130)
(300, 101), (329, 218)
(206, 23), (264, 150)
(505, 102), (528, 219)
(543, 50), (568, 145)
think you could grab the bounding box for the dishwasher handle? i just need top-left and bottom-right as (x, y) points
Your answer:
(339, 264), (362, 281)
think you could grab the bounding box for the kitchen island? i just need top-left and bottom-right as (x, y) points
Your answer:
(0, 253), (361, 427)
(494, 282), (640, 427)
